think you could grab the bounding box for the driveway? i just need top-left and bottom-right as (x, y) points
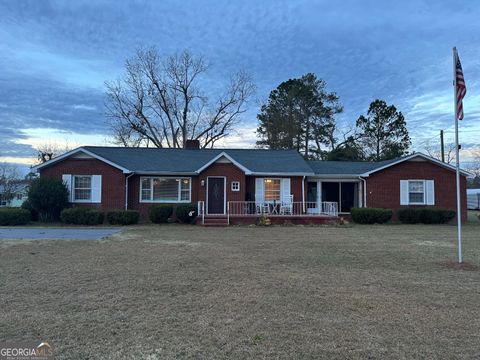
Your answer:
(0, 227), (121, 240)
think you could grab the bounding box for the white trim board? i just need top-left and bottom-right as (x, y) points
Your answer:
(32, 147), (131, 173)
(196, 152), (252, 174)
(359, 153), (471, 177)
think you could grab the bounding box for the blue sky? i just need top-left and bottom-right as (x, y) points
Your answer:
(1, 0), (480, 170)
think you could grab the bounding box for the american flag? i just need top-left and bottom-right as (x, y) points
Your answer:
(455, 50), (466, 120)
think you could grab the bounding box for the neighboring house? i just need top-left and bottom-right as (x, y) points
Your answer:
(467, 189), (480, 210)
(32, 141), (469, 224)
(0, 182), (29, 207)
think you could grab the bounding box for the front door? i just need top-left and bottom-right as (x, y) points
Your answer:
(207, 177), (226, 214)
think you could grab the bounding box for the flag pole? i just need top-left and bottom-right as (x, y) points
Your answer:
(453, 46), (462, 263)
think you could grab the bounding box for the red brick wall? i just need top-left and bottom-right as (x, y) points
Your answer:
(127, 162), (247, 218)
(127, 175), (200, 219)
(365, 160), (467, 223)
(198, 163), (246, 204)
(40, 158), (126, 211)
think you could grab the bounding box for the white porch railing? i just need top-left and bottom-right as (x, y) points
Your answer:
(197, 201), (205, 224)
(227, 201), (338, 217)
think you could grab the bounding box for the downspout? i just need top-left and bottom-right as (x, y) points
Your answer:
(125, 173), (135, 210)
(359, 176), (367, 208)
(302, 176), (306, 213)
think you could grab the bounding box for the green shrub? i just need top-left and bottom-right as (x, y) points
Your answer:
(106, 210), (139, 225)
(28, 177), (69, 222)
(398, 208), (455, 224)
(148, 205), (173, 223)
(60, 207), (104, 225)
(175, 204), (197, 224)
(256, 215), (272, 226)
(351, 208), (393, 224)
(0, 208), (31, 225)
(21, 199), (38, 221)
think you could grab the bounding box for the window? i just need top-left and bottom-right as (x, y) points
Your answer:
(408, 180), (425, 204)
(141, 178), (151, 201)
(74, 176), (92, 201)
(180, 179), (190, 201)
(231, 181), (240, 192)
(140, 177), (191, 202)
(264, 179), (281, 201)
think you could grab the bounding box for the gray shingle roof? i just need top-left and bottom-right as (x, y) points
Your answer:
(36, 146), (469, 177)
(307, 158), (400, 176)
(82, 146), (313, 174)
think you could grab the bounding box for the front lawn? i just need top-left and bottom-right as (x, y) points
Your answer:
(1, 224), (479, 359)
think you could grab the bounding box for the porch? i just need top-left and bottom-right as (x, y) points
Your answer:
(197, 201), (339, 225)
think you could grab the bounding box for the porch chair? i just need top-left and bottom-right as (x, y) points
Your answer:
(279, 195), (293, 215)
(255, 196), (270, 215)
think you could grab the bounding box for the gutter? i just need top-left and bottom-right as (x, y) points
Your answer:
(125, 172), (135, 210)
(358, 176), (367, 208)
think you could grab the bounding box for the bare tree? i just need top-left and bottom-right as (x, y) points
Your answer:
(0, 163), (21, 205)
(424, 140), (456, 164)
(467, 149), (480, 179)
(105, 48), (255, 148)
(36, 141), (73, 163)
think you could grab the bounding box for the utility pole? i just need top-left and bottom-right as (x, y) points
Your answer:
(440, 129), (445, 162)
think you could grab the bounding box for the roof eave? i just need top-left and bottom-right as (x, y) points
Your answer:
(32, 147), (131, 174)
(195, 151), (253, 174)
(309, 174), (368, 178)
(251, 172), (315, 176)
(134, 171), (198, 176)
(360, 152), (471, 177)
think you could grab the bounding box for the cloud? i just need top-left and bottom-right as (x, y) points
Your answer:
(72, 104), (97, 111)
(0, 0), (480, 164)
(215, 123), (258, 149)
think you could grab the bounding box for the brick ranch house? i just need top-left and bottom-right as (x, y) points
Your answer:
(33, 141), (469, 225)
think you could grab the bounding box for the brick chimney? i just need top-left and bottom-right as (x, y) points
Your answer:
(185, 139), (200, 149)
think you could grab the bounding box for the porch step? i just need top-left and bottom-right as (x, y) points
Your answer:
(201, 216), (229, 226)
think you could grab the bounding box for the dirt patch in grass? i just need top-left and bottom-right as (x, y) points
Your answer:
(438, 260), (480, 271)
(415, 240), (454, 248)
(1, 223), (480, 359)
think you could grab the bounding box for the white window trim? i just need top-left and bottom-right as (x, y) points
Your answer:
(139, 176), (192, 203)
(231, 181), (240, 192)
(72, 175), (92, 202)
(408, 179), (426, 205)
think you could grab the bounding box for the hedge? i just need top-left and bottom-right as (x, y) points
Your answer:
(398, 208), (455, 224)
(106, 210), (140, 225)
(351, 208), (393, 224)
(149, 205), (173, 223)
(175, 203), (197, 224)
(0, 208), (31, 226)
(60, 207), (104, 225)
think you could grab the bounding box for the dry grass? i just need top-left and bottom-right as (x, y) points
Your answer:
(1, 223), (480, 359)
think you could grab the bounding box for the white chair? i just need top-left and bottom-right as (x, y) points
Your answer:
(255, 196), (270, 215)
(279, 195), (293, 215)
